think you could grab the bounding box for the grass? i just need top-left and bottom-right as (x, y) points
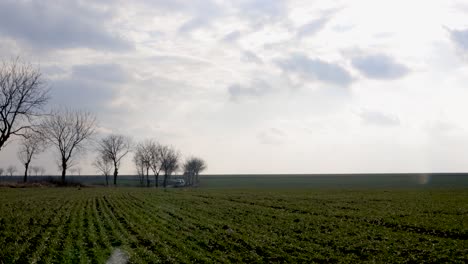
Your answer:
(0, 187), (467, 263)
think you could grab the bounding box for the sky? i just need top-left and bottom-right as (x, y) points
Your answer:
(1, 0), (468, 175)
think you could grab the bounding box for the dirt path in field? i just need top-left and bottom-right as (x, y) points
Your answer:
(106, 248), (128, 264)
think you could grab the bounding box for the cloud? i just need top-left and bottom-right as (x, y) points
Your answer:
(228, 79), (272, 101)
(358, 110), (400, 127)
(71, 64), (129, 84)
(257, 128), (286, 145)
(50, 63), (128, 110)
(179, 17), (213, 33)
(222, 31), (242, 43)
(277, 54), (353, 86)
(242, 51), (263, 64)
(297, 17), (330, 38)
(351, 54), (409, 80)
(0, 0), (133, 51)
(160, 0), (224, 33)
(234, 0), (287, 26)
(448, 27), (468, 53)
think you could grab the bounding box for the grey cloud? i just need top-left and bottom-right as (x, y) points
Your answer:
(448, 27), (468, 53)
(72, 64), (129, 84)
(277, 54), (353, 86)
(0, 0), (133, 51)
(158, 0), (224, 33)
(242, 51), (263, 64)
(179, 17), (212, 33)
(359, 110), (400, 127)
(228, 80), (271, 101)
(297, 17), (330, 38)
(51, 78), (116, 111)
(150, 55), (213, 68)
(234, 0), (287, 26)
(351, 54), (409, 80)
(222, 31), (242, 43)
(50, 63), (127, 110)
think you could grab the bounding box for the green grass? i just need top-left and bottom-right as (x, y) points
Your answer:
(0, 187), (467, 263)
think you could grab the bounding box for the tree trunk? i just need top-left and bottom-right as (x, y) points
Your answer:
(61, 162), (67, 182)
(23, 163), (29, 182)
(105, 174), (109, 186)
(146, 168), (150, 187)
(163, 173), (168, 188)
(113, 166), (118, 185)
(154, 173), (159, 188)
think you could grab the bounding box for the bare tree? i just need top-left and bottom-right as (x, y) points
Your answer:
(149, 142), (163, 187)
(159, 145), (180, 188)
(39, 167), (45, 176)
(40, 109), (96, 182)
(134, 140), (153, 187)
(183, 157), (207, 186)
(97, 134), (131, 185)
(0, 58), (49, 151)
(0, 167), (3, 181)
(133, 152), (145, 186)
(93, 155), (112, 186)
(6, 165), (16, 177)
(31, 166), (40, 177)
(17, 130), (44, 182)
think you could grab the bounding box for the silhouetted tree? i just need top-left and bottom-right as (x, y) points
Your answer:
(183, 157), (207, 186)
(159, 145), (180, 188)
(97, 134), (131, 185)
(6, 165), (16, 177)
(40, 109), (96, 182)
(148, 141), (164, 187)
(133, 152), (145, 186)
(0, 58), (49, 151)
(134, 141), (153, 187)
(31, 166), (40, 177)
(93, 155), (112, 186)
(17, 130), (44, 182)
(39, 167), (45, 176)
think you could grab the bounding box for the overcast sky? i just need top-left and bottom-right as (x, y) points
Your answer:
(1, 0), (468, 175)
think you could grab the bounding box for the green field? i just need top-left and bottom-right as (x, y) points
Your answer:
(0, 187), (467, 263)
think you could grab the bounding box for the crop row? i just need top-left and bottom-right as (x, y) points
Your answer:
(0, 188), (467, 263)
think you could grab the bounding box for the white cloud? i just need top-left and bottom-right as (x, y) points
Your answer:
(1, 0), (468, 174)
(358, 110), (400, 127)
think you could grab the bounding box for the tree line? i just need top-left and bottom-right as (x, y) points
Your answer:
(0, 58), (206, 187)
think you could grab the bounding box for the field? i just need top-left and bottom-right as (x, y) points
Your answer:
(0, 187), (467, 263)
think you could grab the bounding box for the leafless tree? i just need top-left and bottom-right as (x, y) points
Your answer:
(133, 153), (145, 186)
(149, 142), (163, 187)
(93, 154), (112, 186)
(0, 58), (49, 151)
(159, 145), (180, 188)
(134, 140), (153, 187)
(31, 166), (40, 177)
(97, 134), (131, 185)
(40, 109), (96, 182)
(6, 165), (16, 177)
(0, 167), (3, 181)
(183, 157), (207, 186)
(17, 130), (44, 182)
(39, 167), (45, 176)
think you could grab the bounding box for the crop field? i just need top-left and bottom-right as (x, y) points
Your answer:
(0, 187), (467, 263)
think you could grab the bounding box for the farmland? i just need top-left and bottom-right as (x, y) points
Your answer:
(0, 187), (467, 263)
